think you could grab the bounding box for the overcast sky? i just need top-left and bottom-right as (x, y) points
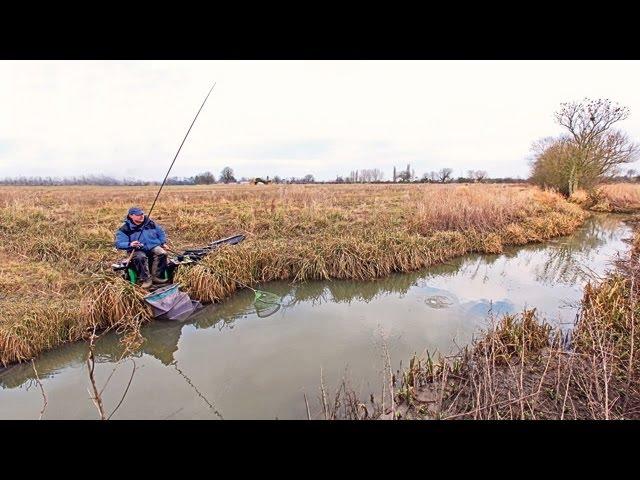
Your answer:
(2, 60), (640, 181)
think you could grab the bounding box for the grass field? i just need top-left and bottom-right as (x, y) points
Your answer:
(0, 183), (594, 365)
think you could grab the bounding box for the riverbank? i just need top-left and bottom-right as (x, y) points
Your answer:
(338, 216), (640, 420)
(1, 184), (586, 366)
(571, 183), (640, 213)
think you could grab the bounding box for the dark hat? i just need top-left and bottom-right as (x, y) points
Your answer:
(128, 206), (144, 216)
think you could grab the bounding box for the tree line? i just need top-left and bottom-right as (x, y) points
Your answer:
(9, 96), (635, 194)
(1, 168), (524, 186)
(0, 167), (318, 186)
(334, 166), (493, 184)
(0, 174), (160, 186)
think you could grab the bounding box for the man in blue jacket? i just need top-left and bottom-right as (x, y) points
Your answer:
(115, 206), (169, 289)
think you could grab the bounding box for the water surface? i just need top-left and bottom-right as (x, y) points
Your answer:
(0, 215), (632, 419)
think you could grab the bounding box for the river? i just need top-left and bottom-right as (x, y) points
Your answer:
(0, 215), (632, 419)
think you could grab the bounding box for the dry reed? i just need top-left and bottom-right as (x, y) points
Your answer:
(319, 219), (640, 420)
(0, 183), (587, 366)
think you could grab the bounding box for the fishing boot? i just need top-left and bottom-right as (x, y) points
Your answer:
(151, 247), (169, 284)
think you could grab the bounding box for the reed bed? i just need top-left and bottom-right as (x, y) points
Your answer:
(571, 183), (640, 213)
(1, 183), (587, 366)
(321, 220), (640, 420)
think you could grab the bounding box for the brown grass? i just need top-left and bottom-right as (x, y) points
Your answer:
(571, 183), (640, 213)
(323, 220), (640, 420)
(0, 183), (587, 366)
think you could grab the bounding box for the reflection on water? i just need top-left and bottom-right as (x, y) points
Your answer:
(0, 215), (633, 419)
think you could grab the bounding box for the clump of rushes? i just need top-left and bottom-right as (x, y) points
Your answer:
(0, 183), (590, 365)
(0, 300), (84, 365)
(591, 183), (640, 213)
(81, 274), (152, 330)
(326, 222), (640, 420)
(474, 309), (552, 364)
(569, 184), (640, 213)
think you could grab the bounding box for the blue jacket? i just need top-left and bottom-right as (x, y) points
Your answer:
(115, 216), (167, 253)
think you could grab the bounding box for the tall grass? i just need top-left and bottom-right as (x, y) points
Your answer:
(0, 183), (587, 366)
(323, 220), (640, 420)
(571, 183), (640, 213)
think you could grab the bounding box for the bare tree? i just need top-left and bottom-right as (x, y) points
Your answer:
(397, 169), (411, 182)
(355, 168), (384, 183)
(474, 170), (487, 182)
(219, 166), (236, 184)
(437, 168), (453, 183)
(193, 171), (216, 184)
(553, 98), (639, 194)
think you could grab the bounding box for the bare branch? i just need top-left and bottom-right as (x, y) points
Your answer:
(31, 360), (47, 420)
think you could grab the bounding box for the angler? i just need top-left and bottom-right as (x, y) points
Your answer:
(115, 206), (169, 288)
(108, 82), (281, 320)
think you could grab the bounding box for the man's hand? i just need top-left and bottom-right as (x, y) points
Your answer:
(130, 240), (144, 248)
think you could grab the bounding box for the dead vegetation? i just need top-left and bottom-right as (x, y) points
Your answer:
(317, 221), (640, 420)
(570, 183), (640, 213)
(1, 183), (586, 366)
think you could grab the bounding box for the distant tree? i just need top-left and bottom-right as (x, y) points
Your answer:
(474, 170), (487, 182)
(302, 174), (315, 184)
(219, 167), (236, 184)
(357, 169), (383, 183)
(166, 176), (195, 185)
(272, 175), (283, 184)
(397, 170), (411, 182)
(437, 168), (453, 183)
(193, 171), (216, 184)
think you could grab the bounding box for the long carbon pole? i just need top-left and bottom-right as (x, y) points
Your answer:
(128, 81), (216, 257)
(146, 81), (216, 220)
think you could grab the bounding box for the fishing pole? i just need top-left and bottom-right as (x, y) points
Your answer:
(123, 84), (282, 314)
(126, 82), (217, 263)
